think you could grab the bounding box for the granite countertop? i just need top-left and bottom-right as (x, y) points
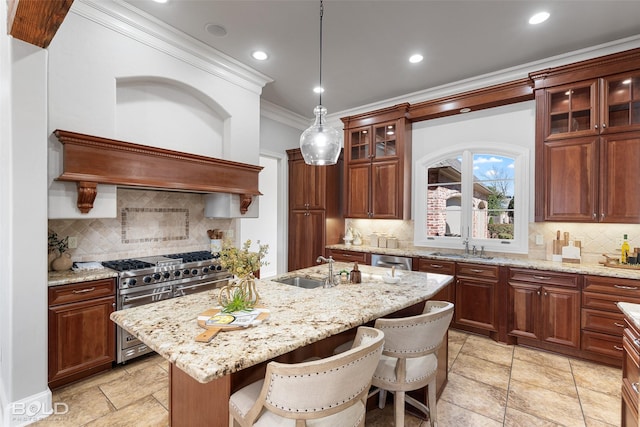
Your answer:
(327, 244), (640, 280)
(48, 268), (118, 286)
(618, 302), (640, 331)
(110, 263), (453, 384)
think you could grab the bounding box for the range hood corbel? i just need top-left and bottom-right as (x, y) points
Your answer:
(54, 130), (262, 215)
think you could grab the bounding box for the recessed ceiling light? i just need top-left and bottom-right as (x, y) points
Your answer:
(409, 54), (423, 64)
(251, 50), (268, 61)
(529, 11), (550, 25)
(313, 86), (324, 94)
(152, 0), (169, 3)
(205, 23), (228, 37)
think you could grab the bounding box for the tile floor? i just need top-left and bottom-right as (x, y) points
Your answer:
(32, 330), (622, 427)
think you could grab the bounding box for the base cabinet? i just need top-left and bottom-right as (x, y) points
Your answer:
(455, 263), (499, 333)
(48, 278), (116, 389)
(508, 268), (580, 349)
(622, 321), (640, 427)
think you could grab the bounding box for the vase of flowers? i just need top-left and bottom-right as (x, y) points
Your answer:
(48, 229), (71, 271)
(218, 239), (269, 311)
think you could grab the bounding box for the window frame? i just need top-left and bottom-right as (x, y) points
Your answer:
(413, 141), (529, 254)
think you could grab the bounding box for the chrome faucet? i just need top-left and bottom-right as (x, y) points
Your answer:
(462, 238), (470, 254)
(316, 255), (336, 287)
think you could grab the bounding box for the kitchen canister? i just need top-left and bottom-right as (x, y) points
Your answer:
(378, 235), (387, 248)
(387, 236), (398, 249)
(369, 233), (379, 247)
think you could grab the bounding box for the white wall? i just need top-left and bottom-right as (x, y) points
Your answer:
(0, 14), (51, 426)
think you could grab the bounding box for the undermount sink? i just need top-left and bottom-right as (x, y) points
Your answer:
(273, 276), (326, 289)
(430, 252), (493, 260)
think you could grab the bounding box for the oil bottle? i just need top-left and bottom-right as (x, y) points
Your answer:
(621, 234), (631, 264)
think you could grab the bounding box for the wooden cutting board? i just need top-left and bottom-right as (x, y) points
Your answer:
(195, 307), (270, 343)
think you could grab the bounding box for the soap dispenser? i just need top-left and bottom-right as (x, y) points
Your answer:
(350, 263), (362, 284)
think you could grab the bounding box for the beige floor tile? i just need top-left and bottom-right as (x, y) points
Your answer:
(448, 340), (463, 371)
(436, 399), (503, 427)
(153, 386), (169, 410)
(84, 395), (168, 427)
(507, 379), (586, 427)
(577, 386), (621, 427)
(504, 407), (563, 427)
(448, 329), (469, 345)
(440, 372), (507, 422)
(450, 352), (512, 390)
(459, 334), (514, 367)
(510, 357), (578, 397)
(32, 386), (114, 427)
(123, 353), (165, 374)
(365, 404), (423, 427)
(584, 417), (620, 427)
(570, 358), (622, 397)
(51, 367), (129, 395)
(100, 364), (168, 410)
(513, 345), (571, 371)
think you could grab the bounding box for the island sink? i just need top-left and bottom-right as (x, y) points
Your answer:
(273, 276), (325, 289)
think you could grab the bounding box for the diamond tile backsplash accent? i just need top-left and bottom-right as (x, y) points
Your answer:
(49, 189), (234, 262)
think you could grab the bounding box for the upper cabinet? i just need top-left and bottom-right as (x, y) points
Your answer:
(341, 104), (412, 219)
(531, 48), (640, 223)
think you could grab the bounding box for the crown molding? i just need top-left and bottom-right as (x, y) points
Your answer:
(260, 100), (309, 131)
(72, 0), (273, 95)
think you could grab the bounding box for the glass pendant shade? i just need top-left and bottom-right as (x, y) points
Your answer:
(300, 105), (341, 165)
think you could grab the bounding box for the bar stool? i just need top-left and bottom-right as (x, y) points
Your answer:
(371, 300), (454, 427)
(228, 326), (385, 427)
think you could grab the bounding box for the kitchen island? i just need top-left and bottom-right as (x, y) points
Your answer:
(110, 263), (453, 426)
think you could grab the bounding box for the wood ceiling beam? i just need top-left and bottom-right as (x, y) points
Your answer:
(7, 0), (73, 48)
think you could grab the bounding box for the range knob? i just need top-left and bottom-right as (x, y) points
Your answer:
(183, 269), (190, 275)
(174, 270), (181, 277)
(143, 276), (152, 284)
(191, 269), (199, 275)
(202, 267), (209, 274)
(163, 272), (171, 279)
(153, 273), (161, 280)
(216, 265), (222, 271)
(129, 278), (137, 286)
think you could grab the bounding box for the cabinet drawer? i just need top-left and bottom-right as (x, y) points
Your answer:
(456, 263), (498, 279)
(508, 268), (578, 288)
(328, 250), (369, 264)
(622, 380), (639, 427)
(623, 329), (640, 411)
(48, 278), (116, 306)
(582, 330), (624, 359)
(582, 291), (640, 312)
(581, 308), (626, 336)
(418, 259), (455, 275)
(584, 275), (640, 298)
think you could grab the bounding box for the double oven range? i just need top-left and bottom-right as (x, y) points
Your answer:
(102, 251), (231, 363)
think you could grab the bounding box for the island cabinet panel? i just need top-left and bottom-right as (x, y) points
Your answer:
(621, 320), (640, 426)
(507, 268), (580, 351)
(581, 275), (640, 365)
(286, 149), (343, 271)
(48, 278), (116, 389)
(454, 263), (499, 334)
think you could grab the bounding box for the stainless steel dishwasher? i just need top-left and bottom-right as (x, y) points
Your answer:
(370, 253), (412, 270)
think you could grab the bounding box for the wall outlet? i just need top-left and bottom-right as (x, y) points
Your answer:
(535, 234), (544, 245)
(68, 236), (78, 249)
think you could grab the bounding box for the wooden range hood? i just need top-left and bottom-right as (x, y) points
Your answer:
(54, 130), (262, 214)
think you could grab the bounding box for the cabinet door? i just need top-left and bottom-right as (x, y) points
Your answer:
(508, 283), (541, 340)
(541, 286), (580, 348)
(544, 81), (599, 140)
(371, 160), (400, 218)
(372, 122), (398, 160)
(48, 296), (115, 387)
(346, 163), (371, 218)
(347, 126), (371, 163)
(544, 136), (599, 221)
(599, 133), (640, 223)
(455, 278), (498, 332)
(288, 210), (326, 271)
(601, 71), (640, 134)
(289, 159), (326, 211)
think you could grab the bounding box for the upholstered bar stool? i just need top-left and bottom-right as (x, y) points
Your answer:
(228, 326), (384, 427)
(371, 300), (454, 427)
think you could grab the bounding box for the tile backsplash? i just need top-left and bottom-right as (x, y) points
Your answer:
(345, 219), (640, 265)
(48, 188), (234, 262)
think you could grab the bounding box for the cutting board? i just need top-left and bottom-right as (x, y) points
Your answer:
(195, 307), (270, 342)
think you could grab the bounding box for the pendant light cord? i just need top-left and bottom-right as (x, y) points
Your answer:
(319, 0), (324, 106)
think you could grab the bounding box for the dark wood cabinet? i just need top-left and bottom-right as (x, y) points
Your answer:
(455, 263), (499, 334)
(533, 60), (640, 223)
(622, 318), (640, 427)
(582, 275), (640, 365)
(287, 149), (343, 271)
(326, 249), (370, 265)
(507, 268), (580, 349)
(341, 104), (411, 219)
(416, 258), (455, 303)
(48, 278), (116, 389)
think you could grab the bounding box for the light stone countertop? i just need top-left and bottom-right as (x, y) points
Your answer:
(327, 244), (640, 280)
(110, 263), (453, 384)
(48, 268), (118, 286)
(618, 302), (640, 331)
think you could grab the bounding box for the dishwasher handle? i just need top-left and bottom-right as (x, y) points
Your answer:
(375, 260), (409, 270)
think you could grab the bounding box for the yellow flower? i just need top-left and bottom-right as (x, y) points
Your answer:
(219, 239), (269, 278)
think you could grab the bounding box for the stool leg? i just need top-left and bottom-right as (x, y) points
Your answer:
(378, 389), (387, 409)
(394, 390), (405, 427)
(428, 380), (437, 427)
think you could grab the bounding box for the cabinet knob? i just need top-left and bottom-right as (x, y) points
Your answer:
(537, 291), (541, 296)
(592, 213), (597, 219)
(600, 213), (605, 220)
(601, 123), (606, 129)
(594, 124), (598, 129)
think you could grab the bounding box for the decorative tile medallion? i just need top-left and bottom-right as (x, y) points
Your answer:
(122, 207), (189, 243)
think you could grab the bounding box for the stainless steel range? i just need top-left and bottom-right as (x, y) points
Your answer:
(103, 251), (231, 363)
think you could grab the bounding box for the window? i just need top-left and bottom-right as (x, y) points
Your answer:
(414, 143), (529, 254)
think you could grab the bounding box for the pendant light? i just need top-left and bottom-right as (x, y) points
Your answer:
(299, 0), (341, 166)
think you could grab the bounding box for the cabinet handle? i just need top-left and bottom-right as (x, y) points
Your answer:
(634, 338), (640, 347)
(614, 322), (625, 328)
(72, 287), (96, 294)
(430, 264), (443, 269)
(532, 275), (551, 280)
(470, 269), (484, 273)
(633, 382), (640, 394)
(614, 285), (639, 290)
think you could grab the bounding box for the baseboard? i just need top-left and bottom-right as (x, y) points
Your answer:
(1, 386), (53, 427)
